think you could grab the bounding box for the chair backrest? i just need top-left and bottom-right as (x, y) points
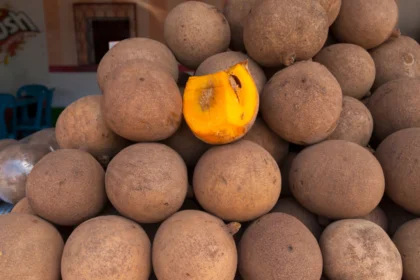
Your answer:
(0, 93), (16, 139)
(16, 84), (50, 99)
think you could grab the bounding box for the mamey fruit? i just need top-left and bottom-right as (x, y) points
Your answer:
(56, 95), (129, 166)
(327, 96), (373, 146)
(320, 219), (402, 280)
(61, 215), (151, 280)
(97, 37), (178, 91)
(313, 43), (376, 99)
(223, 0), (257, 51)
(103, 59), (182, 142)
(290, 140), (385, 219)
(370, 35), (420, 90)
(380, 196), (419, 236)
(193, 140), (281, 221)
(183, 61), (259, 144)
(0, 143), (50, 204)
(243, 0), (328, 67)
(357, 206), (388, 232)
(393, 219), (420, 280)
(271, 198), (322, 239)
(153, 210), (238, 280)
(367, 78), (420, 141)
(242, 118), (289, 163)
(239, 212), (323, 280)
(375, 128), (420, 215)
(11, 197), (35, 215)
(26, 149), (106, 226)
(195, 51), (267, 93)
(106, 143), (188, 223)
(0, 214), (64, 280)
(261, 61), (342, 145)
(0, 139), (16, 151)
(331, 0), (399, 49)
(318, 0), (342, 26)
(164, 1), (230, 69)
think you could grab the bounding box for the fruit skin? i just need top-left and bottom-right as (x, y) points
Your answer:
(11, 197), (35, 215)
(313, 43), (376, 100)
(331, 0), (399, 49)
(103, 59), (182, 142)
(375, 128), (420, 215)
(239, 212), (323, 280)
(164, 1), (231, 69)
(393, 219), (420, 280)
(320, 219), (402, 280)
(261, 61), (342, 145)
(370, 35), (420, 90)
(290, 140), (385, 219)
(0, 213), (64, 280)
(318, 0), (342, 26)
(193, 140), (281, 222)
(0, 139), (17, 151)
(327, 96), (373, 147)
(26, 149), (106, 226)
(367, 78), (420, 142)
(357, 206), (388, 232)
(97, 37), (178, 91)
(105, 143), (188, 223)
(152, 210), (238, 280)
(243, 0), (328, 67)
(61, 215), (151, 280)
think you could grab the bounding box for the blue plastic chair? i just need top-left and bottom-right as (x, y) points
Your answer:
(0, 93), (17, 139)
(16, 84), (55, 134)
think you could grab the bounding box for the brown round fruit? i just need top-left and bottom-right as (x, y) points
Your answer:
(327, 96), (373, 146)
(313, 43), (376, 99)
(271, 198), (322, 239)
(164, 1), (230, 69)
(393, 219), (420, 280)
(380, 195), (419, 236)
(62, 215), (151, 280)
(193, 140), (281, 222)
(242, 118), (289, 163)
(153, 210), (238, 280)
(195, 51), (267, 93)
(239, 212), (323, 280)
(375, 128), (420, 215)
(318, 0), (342, 26)
(106, 143), (188, 223)
(321, 219), (402, 280)
(243, 0), (328, 67)
(11, 197), (35, 215)
(162, 119), (210, 167)
(0, 139), (16, 151)
(370, 35), (420, 90)
(331, 0), (398, 49)
(26, 149), (106, 226)
(0, 143), (51, 204)
(56, 95), (129, 167)
(223, 0), (257, 51)
(261, 61), (342, 145)
(290, 140), (385, 219)
(103, 59), (182, 142)
(367, 78), (420, 142)
(357, 206), (388, 232)
(97, 37), (178, 91)
(0, 214), (64, 280)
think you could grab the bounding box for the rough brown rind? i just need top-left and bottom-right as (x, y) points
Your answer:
(318, 0), (342, 26)
(331, 0), (399, 49)
(243, 0), (328, 67)
(370, 35), (420, 90)
(261, 61), (342, 145)
(239, 213), (323, 280)
(164, 1), (231, 69)
(97, 37), (178, 91)
(193, 140), (281, 222)
(320, 219), (402, 280)
(356, 206), (388, 232)
(152, 210), (237, 280)
(314, 43), (376, 99)
(290, 140), (385, 219)
(61, 215), (151, 280)
(11, 197), (35, 215)
(367, 78), (420, 142)
(103, 59), (182, 142)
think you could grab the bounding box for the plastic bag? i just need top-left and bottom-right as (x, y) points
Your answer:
(19, 128), (60, 152)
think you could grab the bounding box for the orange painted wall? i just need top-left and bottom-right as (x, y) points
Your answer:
(43, 0), (225, 65)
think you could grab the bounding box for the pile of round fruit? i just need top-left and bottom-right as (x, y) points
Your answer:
(1, 0), (420, 279)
